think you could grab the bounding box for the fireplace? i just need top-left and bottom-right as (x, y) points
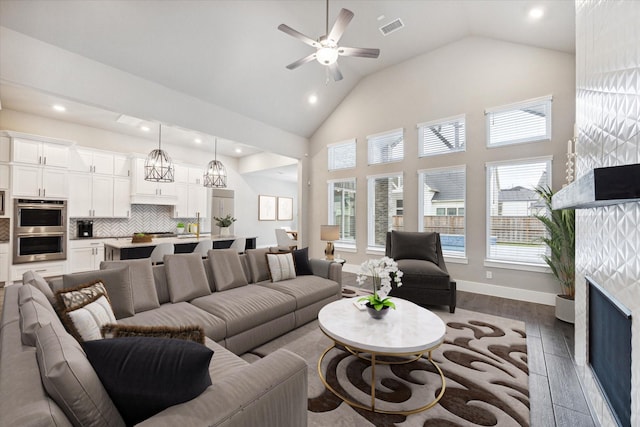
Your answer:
(588, 278), (632, 427)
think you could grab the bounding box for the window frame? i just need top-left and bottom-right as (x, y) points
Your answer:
(367, 128), (404, 165)
(418, 165), (467, 259)
(485, 95), (553, 148)
(417, 114), (466, 157)
(327, 138), (356, 171)
(367, 172), (403, 252)
(327, 178), (357, 250)
(484, 156), (553, 270)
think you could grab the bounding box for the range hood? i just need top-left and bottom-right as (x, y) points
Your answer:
(552, 163), (640, 209)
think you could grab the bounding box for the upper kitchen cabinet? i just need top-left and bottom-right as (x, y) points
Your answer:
(11, 136), (70, 168)
(113, 155), (130, 177)
(130, 156), (177, 204)
(69, 147), (115, 175)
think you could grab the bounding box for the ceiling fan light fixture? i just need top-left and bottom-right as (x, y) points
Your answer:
(316, 46), (338, 65)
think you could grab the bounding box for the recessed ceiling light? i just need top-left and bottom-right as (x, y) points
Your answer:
(529, 7), (544, 19)
(52, 104), (66, 112)
(194, 138), (202, 144)
(234, 147), (243, 154)
(308, 94), (318, 104)
(140, 125), (150, 132)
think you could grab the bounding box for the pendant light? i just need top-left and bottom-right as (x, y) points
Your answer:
(144, 123), (175, 182)
(203, 137), (227, 188)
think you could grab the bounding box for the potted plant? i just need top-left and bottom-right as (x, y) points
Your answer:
(356, 257), (403, 319)
(214, 214), (236, 236)
(534, 185), (575, 323)
(176, 222), (185, 234)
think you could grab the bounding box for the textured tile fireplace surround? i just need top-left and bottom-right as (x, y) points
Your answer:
(575, 1), (640, 426)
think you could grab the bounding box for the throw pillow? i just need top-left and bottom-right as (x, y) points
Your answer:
(245, 247), (271, 282)
(390, 230), (439, 265)
(83, 337), (213, 426)
(56, 280), (110, 312)
(100, 258), (160, 313)
(101, 324), (205, 345)
(35, 323), (126, 427)
(266, 252), (296, 282)
(164, 254), (211, 303)
(207, 248), (248, 291)
(63, 266), (134, 319)
(63, 295), (117, 342)
(292, 247), (314, 276)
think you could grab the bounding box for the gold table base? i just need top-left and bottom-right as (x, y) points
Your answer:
(317, 340), (446, 415)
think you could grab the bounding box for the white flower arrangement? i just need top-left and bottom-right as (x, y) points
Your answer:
(356, 256), (403, 310)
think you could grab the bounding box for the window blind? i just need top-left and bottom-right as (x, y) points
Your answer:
(418, 115), (465, 157)
(486, 96), (552, 147)
(328, 139), (356, 170)
(367, 129), (404, 165)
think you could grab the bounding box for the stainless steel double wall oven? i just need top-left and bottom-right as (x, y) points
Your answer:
(13, 199), (67, 264)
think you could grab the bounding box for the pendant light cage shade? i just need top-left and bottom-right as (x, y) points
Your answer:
(203, 137), (227, 188)
(144, 124), (175, 182)
(203, 159), (227, 188)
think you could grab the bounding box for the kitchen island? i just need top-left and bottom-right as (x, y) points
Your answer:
(103, 234), (257, 261)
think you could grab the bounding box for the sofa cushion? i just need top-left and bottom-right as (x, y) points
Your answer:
(292, 247), (314, 276)
(390, 230), (439, 264)
(191, 286), (296, 336)
(164, 254), (211, 302)
(19, 284), (66, 346)
(395, 259), (451, 289)
(245, 248), (271, 283)
(118, 302), (227, 342)
(83, 337), (213, 426)
(208, 248), (248, 291)
(257, 275), (341, 309)
(23, 270), (60, 311)
(152, 265), (171, 304)
(101, 324), (205, 344)
(62, 267), (134, 319)
(64, 295), (117, 342)
(35, 323), (126, 427)
(100, 258), (160, 313)
(266, 252), (296, 282)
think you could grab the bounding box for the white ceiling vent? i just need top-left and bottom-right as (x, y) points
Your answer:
(379, 18), (404, 36)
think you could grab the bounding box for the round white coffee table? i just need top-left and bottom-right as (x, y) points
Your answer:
(317, 297), (446, 415)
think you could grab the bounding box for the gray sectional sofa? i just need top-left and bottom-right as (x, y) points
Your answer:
(0, 247), (342, 426)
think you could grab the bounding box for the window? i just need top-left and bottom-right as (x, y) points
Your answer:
(486, 96), (552, 147)
(328, 179), (356, 245)
(367, 173), (403, 248)
(419, 166), (466, 257)
(486, 157), (551, 265)
(328, 139), (356, 171)
(418, 114), (465, 157)
(367, 128), (404, 165)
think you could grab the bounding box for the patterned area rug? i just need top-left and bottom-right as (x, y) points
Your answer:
(248, 308), (529, 427)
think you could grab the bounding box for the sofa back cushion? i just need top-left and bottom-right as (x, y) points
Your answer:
(35, 323), (126, 427)
(245, 248), (271, 283)
(23, 270), (60, 311)
(152, 265), (171, 304)
(164, 253), (211, 302)
(18, 284), (66, 347)
(100, 259), (160, 313)
(389, 230), (439, 265)
(207, 249), (248, 291)
(62, 267), (134, 319)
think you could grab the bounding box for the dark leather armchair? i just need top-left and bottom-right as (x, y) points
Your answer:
(385, 231), (456, 313)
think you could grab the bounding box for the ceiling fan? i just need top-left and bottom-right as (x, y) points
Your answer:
(277, 1), (380, 81)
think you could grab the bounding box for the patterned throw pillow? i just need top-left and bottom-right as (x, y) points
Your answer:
(56, 280), (110, 313)
(266, 252), (297, 282)
(64, 295), (117, 342)
(101, 324), (205, 345)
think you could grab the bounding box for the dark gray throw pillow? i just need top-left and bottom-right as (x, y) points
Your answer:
(293, 247), (314, 276)
(390, 231), (439, 265)
(83, 337), (213, 426)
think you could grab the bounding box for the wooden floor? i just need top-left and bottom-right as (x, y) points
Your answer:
(342, 273), (598, 427)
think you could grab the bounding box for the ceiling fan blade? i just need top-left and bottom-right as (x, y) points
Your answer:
(328, 62), (343, 81)
(327, 8), (354, 44)
(338, 46), (380, 59)
(285, 53), (317, 70)
(278, 24), (319, 48)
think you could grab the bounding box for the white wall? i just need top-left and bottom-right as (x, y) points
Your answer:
(308, 36), (576, 299)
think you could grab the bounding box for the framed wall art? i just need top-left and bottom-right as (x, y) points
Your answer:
(277, 197), (293, 221)
(258, 195), (277, 221)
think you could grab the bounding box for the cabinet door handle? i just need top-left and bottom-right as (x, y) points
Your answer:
(39, 156), (42, 165)
(43, 189), (46, 197)
(43, 156), (47, 165)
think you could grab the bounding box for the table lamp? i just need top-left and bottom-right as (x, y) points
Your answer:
(320, 225), (340, 260)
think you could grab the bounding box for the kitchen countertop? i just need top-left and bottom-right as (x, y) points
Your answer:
(102, 234), (252, 249)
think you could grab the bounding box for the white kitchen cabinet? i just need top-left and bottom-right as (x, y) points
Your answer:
(113, 155), (130, 177)
(188, 167), (205, 185)
(172, 168), (208, 219)
(11, 261), (66, 282)
(130, 157), (177, 204)
(69, 148), (115, 175)
(12, 138), (69, 168)
(12, 165), (68, 199)
(0, 243), (8, 284)
(113, 177), (130, 218)
(68, 240), (105, 273)
(68, 173), (114, 217)
(0, 164), (9, 190)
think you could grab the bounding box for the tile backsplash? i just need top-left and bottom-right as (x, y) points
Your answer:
(69, 204), (206, 238)
(0, 217), (9, 241)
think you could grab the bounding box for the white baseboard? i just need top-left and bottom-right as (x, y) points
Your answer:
(341, 263), (556, 306)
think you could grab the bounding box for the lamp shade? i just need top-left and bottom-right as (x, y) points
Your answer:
(320, 225), (339, 241)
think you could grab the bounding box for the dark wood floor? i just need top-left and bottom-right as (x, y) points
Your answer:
(342, 273), (598, 427)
